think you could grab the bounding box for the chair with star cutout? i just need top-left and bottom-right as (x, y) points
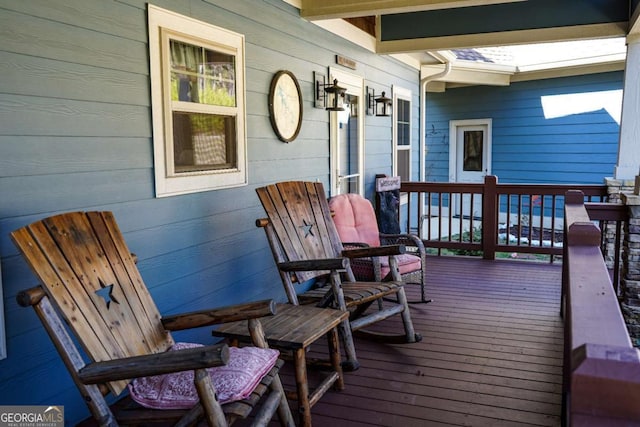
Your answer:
(12, 211), (294, 427)
(255, 181), (421, 369)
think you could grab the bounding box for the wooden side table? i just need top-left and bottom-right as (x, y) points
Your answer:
(213, 304), (348, 427)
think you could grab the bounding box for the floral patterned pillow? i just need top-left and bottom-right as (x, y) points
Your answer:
(128, 342), (279, 409)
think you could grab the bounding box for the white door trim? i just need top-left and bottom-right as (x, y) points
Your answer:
(329, 67), (364, 196)
(448, 118), (492, 183)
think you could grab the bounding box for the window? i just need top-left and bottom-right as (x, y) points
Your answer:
(148, 5), (247, 197)
(393, 87), (412, 183)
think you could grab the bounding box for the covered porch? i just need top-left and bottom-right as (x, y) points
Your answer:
(3, 1), (640, 424)
(285, 256), (563, 426)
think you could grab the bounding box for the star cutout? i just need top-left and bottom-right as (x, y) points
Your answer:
(299, 219), (314, 238)
(95, 279), (119, 309)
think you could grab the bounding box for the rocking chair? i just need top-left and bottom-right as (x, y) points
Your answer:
(329, 192), (431, 304)
(12, 211), (294, 427)
(255, 181), (421, 370)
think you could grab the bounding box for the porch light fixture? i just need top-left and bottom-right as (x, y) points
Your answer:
(314, 72), (346, 111)
(367, 86), (392, 117)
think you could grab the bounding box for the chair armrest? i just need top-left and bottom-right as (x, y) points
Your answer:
(162, 299), (276, 331)
(342, 242), (370, 249)
(278, 258), (349, 272)
(342, 244), (405, 259)
(78, 343), (229, 384)
(380, 233), (426, 253)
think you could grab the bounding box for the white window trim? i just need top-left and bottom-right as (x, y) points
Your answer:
(148, 5), (248, 197)
(393, 86), (412, 205)
(392, 86), (412, 178)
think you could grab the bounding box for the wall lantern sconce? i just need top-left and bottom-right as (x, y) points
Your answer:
(367, 86), (392, 117)
(314, 72), (346, 111)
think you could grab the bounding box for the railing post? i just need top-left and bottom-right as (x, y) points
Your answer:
(482, 175), (498, 260)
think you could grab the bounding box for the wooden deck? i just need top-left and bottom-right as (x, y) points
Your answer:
(283, 256), (563, 426)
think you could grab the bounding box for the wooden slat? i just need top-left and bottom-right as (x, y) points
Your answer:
(305, 182), (341, 257)
(270, 256), (564, 426)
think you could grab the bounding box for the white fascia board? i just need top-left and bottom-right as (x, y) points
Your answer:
(516, 53), (626, 72)
(421, 63), (514, 86)
(511, 60), (625, 82)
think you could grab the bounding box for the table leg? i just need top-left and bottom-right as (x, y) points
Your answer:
(327, 327), (344, 390)
(293, 347), (312, 427)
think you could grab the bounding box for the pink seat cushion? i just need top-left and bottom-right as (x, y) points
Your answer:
(329, 194), (381, 247)
(380, 253), (422, 278)
(330, 193), (421, 279)
(128, 342), (279, 409)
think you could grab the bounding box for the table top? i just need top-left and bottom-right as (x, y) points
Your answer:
(212, 303), (348, 349)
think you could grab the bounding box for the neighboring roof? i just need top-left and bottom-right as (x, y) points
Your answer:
(428, 38), (627, 89)
(455, 38), (627, 72)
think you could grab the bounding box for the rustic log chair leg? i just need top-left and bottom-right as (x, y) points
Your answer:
(328, 270), (360, 371)
(397, 287), (422, 343)
(248, 319), (296, 427)
(338, 318), (360, 371)
(194, 368), (227, 426)
(327, 326), (345, 390)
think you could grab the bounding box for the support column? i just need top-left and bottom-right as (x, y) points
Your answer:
(620, 176), (640, 346)
(604, 177), (635, 268)
(615, 34), (640, 180)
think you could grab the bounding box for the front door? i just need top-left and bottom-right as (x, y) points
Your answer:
(449, 119), (492, 218)
(330, 68), (364, 196)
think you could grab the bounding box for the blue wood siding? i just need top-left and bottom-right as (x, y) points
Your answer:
(0, 0), (418, 422)
(425, 71), (623, 184)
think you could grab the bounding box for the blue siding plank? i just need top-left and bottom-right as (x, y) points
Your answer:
(0, 8), (148, 74)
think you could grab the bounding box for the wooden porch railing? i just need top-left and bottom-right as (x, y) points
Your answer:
(400, 176), (610, 259)
(562, 191), (640, 426)
(398, 175), (627, 289)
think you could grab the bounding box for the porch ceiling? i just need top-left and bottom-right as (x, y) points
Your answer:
(286, 0), (634, 90)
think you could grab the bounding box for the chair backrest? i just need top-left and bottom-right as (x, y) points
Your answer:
(256, 181), (343, 283)
(329, 193), (381, 247)
(11, 211), (172, 395)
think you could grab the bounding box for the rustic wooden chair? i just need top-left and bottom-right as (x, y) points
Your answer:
(255, 181), (422, 370)
(329, 192), (431, 304)
(12, 211), (295, 427)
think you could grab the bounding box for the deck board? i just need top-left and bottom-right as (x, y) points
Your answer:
(284, 256), (563, 426)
